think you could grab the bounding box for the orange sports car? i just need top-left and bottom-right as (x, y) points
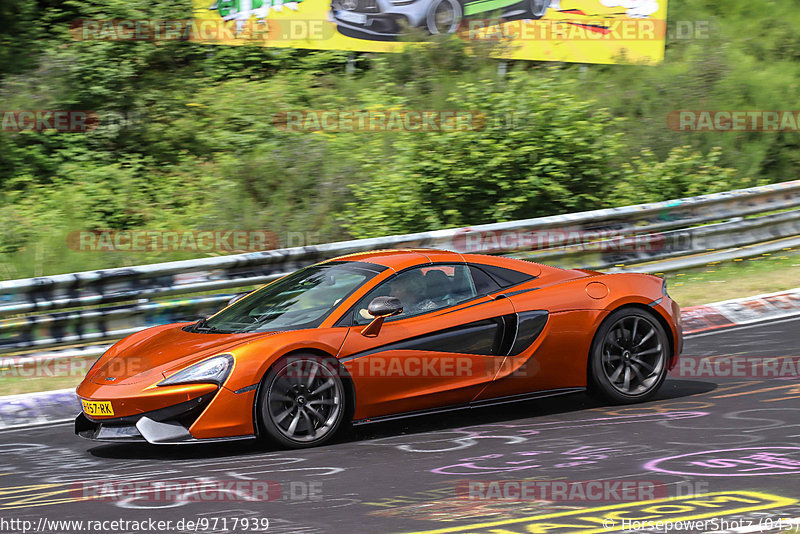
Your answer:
(75, 249), (682, 448)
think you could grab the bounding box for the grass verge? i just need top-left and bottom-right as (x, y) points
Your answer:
(665, 247), (800, 307)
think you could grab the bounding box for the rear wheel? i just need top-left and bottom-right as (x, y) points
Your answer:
(258, 354), (345, 448)
(588, 308), (669, 404)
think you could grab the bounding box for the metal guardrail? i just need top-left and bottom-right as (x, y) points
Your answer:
(511, 208), (800, 269)
(2, 180), (799, 315)
(0, 295), (231, 353)
(1, 180), (799, 356)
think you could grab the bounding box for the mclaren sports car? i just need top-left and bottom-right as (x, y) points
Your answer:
(75, 249), (682, 448)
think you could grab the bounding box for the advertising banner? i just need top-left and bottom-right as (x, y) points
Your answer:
(191, 0), (668, 64)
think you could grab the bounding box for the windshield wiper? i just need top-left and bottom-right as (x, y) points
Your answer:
(193, 318), (229, 334)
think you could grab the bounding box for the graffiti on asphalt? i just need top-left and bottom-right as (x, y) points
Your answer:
(644, 447), (800, 477)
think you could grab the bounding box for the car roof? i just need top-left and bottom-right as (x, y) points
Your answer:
(330, 249), (461, 270)
(329, 248), (547, 277)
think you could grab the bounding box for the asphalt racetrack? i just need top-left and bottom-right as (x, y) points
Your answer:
(2, 317), (800, 534)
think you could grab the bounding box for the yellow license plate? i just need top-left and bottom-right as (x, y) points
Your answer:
(81, 399), (114, 417)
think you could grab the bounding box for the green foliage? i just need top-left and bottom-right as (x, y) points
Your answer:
(343, 74), (623, 236)
(342, 74), (744, 237)
(0, 0), (797, 276)
(609, 146), (746, 206)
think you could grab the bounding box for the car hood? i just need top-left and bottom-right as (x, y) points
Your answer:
(90, 323), (276, 386)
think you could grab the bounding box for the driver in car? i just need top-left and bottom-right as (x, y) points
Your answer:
(388, 270), (437, 316)
(358, 270), (437, 321)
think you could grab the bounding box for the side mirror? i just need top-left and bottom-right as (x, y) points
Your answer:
(360, 296), (403, 337)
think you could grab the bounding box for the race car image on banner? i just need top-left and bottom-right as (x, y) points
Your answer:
(329, 0), (551, 41)
(194, 0), (668, 64)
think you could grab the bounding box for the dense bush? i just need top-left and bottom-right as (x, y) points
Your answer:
(0, 0), (795, 276)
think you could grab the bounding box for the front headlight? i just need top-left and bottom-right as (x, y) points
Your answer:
(158, 354), (234, 387)
(662, 278), (669, 298)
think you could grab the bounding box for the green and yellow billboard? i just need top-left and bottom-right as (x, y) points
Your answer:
(192, 0), (667, 64)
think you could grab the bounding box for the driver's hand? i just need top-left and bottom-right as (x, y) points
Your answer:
(359, 308), (372, 320)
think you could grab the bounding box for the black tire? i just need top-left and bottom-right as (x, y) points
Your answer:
(587, 308), (669, 404)
(523, 0), (550, 19)
(425, 0), (463, 34)
(258, 354), (346, 449)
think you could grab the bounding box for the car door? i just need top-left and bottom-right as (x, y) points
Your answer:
(336, 263), (516, 421)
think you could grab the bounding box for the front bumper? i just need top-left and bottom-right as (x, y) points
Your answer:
(75, 414), (254, 445)
(76, 394), (206, 444)
(329, 0), (432, 38)
(331, 10), (408, 37)
(75, 384), (258, 445)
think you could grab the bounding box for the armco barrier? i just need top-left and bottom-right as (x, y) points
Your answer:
(1, 180), (799, 356)
(0, 294), (230, 352)
(2, 180), (799, 316)
(511, 208), (800, 270)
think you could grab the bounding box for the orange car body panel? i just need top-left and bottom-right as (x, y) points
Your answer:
(75, 249), (682, 442)
(338, 295), (516, 419)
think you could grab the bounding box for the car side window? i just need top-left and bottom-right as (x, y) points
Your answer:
(468, 265), (502, 296)
(353, 264), (477, 325)
(475, 263), (535, 288)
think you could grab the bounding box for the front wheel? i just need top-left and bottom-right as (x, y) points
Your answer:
(588, 309), (669, 404)
(425, 0), (463, 34)
(258, 354), (346, 448)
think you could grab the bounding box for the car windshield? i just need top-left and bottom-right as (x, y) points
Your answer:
(203, 262), (377, 333)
